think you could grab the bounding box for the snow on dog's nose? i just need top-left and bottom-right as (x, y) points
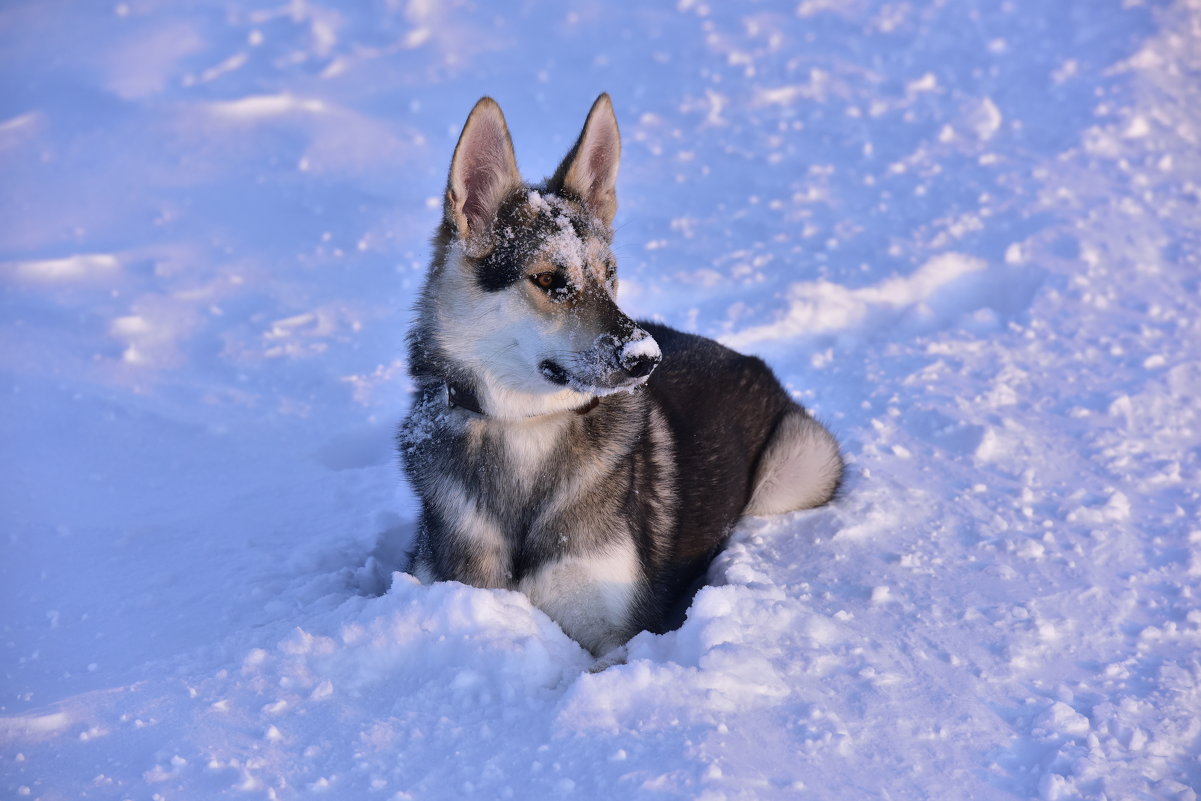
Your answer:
(618, 330), (661, 379)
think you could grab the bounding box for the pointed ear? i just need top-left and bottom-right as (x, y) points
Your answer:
(549, 93), (621, 226)
(445, 97), (522, 245)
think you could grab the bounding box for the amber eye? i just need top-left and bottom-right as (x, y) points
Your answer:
(530, 271), (564, 291)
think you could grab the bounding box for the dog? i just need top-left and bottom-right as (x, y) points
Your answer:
(398, 94), (843, 659)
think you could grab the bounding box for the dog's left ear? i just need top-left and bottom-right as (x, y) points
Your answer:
(549, 93), (621, 227)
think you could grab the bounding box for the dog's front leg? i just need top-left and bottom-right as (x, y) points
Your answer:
(412, 502), (511, 589)
(518, 543), (645, 656)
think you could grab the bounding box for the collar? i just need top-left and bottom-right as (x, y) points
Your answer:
(445, 382), (484, 414)
(445, 381), (599, 418)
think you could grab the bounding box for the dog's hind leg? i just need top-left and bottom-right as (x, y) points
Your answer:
(745, 407), (843, 516)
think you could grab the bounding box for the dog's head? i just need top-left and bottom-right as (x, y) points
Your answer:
(421, 94), (660, 419)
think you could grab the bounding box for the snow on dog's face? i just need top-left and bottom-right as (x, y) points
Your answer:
(429, 95), (660, 418)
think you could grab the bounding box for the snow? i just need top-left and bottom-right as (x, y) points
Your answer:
(3, 1), (1201, 800)
(621, 334), (662, 363)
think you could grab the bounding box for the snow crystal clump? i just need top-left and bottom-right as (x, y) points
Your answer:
(528, 190), (586, 271)
(621, 334), (661, 363)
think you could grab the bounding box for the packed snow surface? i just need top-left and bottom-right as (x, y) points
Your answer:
(3, 1), (1201, 799)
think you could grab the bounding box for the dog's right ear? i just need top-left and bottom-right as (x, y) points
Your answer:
(445, 97), (521, 248)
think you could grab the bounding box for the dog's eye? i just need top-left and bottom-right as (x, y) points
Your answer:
(531, 272), (565, 291)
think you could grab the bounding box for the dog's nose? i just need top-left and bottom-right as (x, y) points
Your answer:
(618, 332), (662, 379)
(624, 352), (660, 378)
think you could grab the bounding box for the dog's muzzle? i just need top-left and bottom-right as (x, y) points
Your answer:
(538, 329), (661, 392)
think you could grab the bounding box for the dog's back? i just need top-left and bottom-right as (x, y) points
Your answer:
(634, 322), (843, 626)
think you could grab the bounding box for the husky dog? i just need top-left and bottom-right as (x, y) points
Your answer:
(399, 94), (843, 658)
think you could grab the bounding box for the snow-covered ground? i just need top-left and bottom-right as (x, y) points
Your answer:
(3, 0), (1200, 798)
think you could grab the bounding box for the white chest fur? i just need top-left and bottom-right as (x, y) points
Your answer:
(493, 414), (569, 491)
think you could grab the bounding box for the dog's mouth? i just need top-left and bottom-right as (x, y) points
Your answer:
(539, 360), (647, 394)
(538, 359), (572, 386)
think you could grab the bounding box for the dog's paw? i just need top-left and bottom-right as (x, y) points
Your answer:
(588, 644), (629, 673)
